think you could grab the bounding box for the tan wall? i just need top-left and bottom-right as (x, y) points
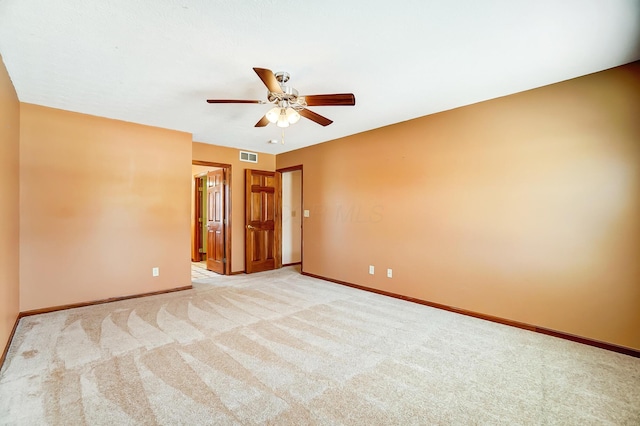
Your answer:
(277, 62), (640, 350)
(0, 55), (20, 352)
(19, 104), (192, 311)
(192, 142), (276, 272)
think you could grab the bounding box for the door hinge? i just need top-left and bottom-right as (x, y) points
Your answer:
(198, 186), (203, 191)
(198, 217), (202, 222)
(223, 258), (227, 264)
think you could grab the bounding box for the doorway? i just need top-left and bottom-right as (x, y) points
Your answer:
(193, 173), (207, 262)
(279, 166), (303, 267)
(191, 161), (231, 275)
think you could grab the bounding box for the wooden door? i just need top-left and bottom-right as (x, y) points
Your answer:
(245, 169), (282, 273)
(206, 169), (225, 274)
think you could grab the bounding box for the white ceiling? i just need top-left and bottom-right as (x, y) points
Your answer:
(1, 1), (639, 154)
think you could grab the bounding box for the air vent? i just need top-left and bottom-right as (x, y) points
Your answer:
(239, 151), (258, 163)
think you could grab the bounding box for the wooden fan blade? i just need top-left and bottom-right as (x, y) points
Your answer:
(253, 67), (283, 94)
(206, 99), (262, 104)
(255, 115), (270, 127)
(303, 93), (356, 106)
(299, 108), (333, 126)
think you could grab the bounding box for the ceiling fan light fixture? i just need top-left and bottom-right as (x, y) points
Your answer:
(276, 108), (290, 128)
(266, 107), (281, 124)
(286, 107), (301, 124)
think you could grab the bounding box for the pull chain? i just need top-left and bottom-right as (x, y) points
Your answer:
(281, 128), (285, 144)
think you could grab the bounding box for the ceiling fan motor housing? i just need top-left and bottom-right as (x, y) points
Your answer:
(268, 82), (300, 106)
(281, 85), (298, 103)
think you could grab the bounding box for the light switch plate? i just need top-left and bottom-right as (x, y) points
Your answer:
(304, 210), (310, 217)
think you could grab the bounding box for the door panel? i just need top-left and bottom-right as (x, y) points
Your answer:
(206, 169), (225, 274)
(245, 169), (281, 273)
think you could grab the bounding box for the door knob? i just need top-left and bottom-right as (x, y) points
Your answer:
(247, 225), (256, 230)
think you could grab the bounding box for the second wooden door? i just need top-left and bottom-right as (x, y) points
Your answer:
(245, 169), (282, 273)
(206, 169), (225, 274)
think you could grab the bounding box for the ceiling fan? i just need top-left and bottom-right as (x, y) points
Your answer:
(206, 67), (356, 128)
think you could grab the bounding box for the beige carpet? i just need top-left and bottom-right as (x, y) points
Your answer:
(1, 267), (639, 425)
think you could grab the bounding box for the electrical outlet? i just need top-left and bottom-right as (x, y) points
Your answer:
(304, 210), (310, 217)
(387, 268), (393, 278)
(369, 265), (375, 275)
(152, 267), (159, 277)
